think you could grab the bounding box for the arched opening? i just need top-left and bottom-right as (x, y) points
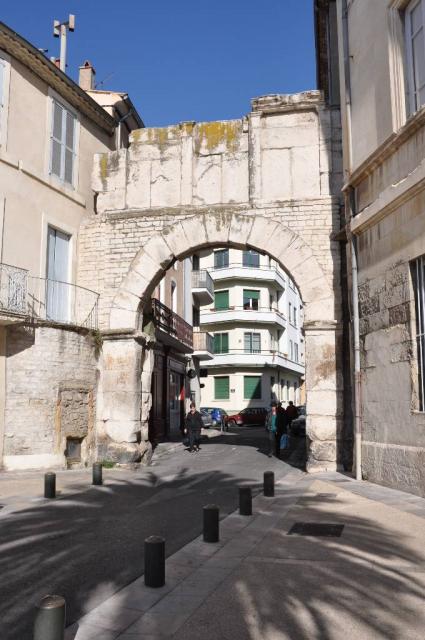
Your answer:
(99, 212), (342, 473)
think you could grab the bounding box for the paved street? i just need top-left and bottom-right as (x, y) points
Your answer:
(0, 426), (292, 640)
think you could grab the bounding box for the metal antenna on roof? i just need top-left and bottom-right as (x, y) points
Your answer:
(95, 72), (116, 89)
(53, 14), (75, 73)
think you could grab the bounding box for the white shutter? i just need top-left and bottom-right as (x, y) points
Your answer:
(51, 100), (63, 178)
(50, 99), (77, 185)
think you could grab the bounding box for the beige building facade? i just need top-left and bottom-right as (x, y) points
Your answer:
(0, 22), (141, 470)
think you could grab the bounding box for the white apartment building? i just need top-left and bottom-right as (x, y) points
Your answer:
(198, 247), (305, 413)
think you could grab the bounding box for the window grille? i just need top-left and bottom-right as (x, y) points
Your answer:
(413, 256), (425, 410)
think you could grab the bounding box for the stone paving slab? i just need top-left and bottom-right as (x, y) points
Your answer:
(64, 470), (425, 639)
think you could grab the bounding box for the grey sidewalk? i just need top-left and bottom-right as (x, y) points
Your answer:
(64, 471), (425, 639)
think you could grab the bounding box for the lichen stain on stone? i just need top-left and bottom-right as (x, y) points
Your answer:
(195, 121), (242, 154)
(316, 344), (335, 379)
(99, 153), (109, 190)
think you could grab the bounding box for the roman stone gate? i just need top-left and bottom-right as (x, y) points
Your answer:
(78, 91), (345, 472)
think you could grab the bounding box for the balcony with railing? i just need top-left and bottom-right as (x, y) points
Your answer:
(204, 348), (305, 374)
(200, 305), (287, 329)
(0, 263), (99, 329)
(151, 298), (193, 352)
(192, 329), (214, 360)
(210, 262), (286, 289)
(191, 269), (214, 304)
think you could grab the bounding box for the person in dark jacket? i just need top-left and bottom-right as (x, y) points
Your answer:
(276, 403), (288, 456)
(286, 401), (298, 432)
(184, 402), (203, 452)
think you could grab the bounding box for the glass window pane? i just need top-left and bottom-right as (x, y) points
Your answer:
(214, 249), (229, 268)
(253, 333), (261, 353)
(412, 29), (425, 95)
(64, 148), (73, 185)
(51, 139), (62, 177)
(244, 333), (251, 352)
(53, 102), (63, 140)
(65, 111), (75, 150)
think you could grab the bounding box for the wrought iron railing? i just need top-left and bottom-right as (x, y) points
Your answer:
(192, 269), (214, 297)
(201, 305), (286, 319)
(152, 298), (193, 349)
(193, 330), (214, 354)
(0, 263), (28, 315)
(28, 277), (99, 329)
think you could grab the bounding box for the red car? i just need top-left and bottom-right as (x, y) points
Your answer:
(227, 407), (268, 427)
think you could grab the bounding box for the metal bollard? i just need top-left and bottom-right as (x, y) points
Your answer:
(144, 536), (165, 588)
(33, 595), (66, 640)
(44, 473), (56, 499)
(92, 462), (103, 486)
(239, 487), (252, 516)
(203, 504), (219, 543)
(263, 471), (275, 497)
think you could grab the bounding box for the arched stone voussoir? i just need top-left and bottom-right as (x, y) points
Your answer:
(180, 215), (209, 252)
(160, 221), (191, 258)
(227, 213), (255, 248)
(143, 233), (176, 271)
(247, 216), (282, 252)
(203, 211), (233, 246)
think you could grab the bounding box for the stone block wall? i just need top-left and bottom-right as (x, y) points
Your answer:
(3, 325), (98, 469)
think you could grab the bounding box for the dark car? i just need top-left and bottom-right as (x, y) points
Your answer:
(227, 407), (268, 427)
(200, 409), (213, 429)
(200, 407), (229, 428)
(290, 405), (306, 436)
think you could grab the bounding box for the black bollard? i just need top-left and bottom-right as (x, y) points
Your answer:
(144, 536), (165, 588)
(44, 473), (56, 499)
(263, 471), (275, 497)
(92, 462), (103, 486)
(203, 504), (219, 543)
(239, 487), (252, 516)
(33, 595), (66, 640)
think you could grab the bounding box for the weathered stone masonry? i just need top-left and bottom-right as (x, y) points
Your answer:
(79, 91), (346, 472)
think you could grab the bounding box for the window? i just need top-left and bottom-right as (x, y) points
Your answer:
(289, 302), (292, 322)
(244, 332), (261, 353)
(214, 249), (229, 269)
(412, 255), (425, 409)
(293, 307), (297, 327)
(406, 0), (425, 113)
(244, 375), (262, 400)
(214, 333), (229, 354)
(192, 305), (200, 327)
(270, 376), (275, 400)
(0, 52), (10, 146)
(215, 290), (229, 310)
(46, 226), (71, 322)
(294, 343), (299, 363)
(243, 289), (260, 310)
(289, 340), (294, 360)
(192, 254), (200, 270)
(215, 376), (229, 400)
(242, 250), (260, 268)
(50, 98), (77, 186)
(171, 281), (177, 312)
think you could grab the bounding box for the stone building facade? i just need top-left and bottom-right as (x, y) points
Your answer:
(316, 0), (425, 495)
(80, 91), (347, 472)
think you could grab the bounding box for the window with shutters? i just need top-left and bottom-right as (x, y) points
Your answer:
(214, 376), (229, 400)
(50, 98), (78, 187)
(244, 375), (262, 400)
(214, 333), (229, 354)
(243, 289), (260, 310)
(215, 290), (229, 310)
(406, 0), (425, 114)
(0, 52), (10, 147)
(412, 255), (425, 410)
(244, 332), (261, 353)
(214, 249), (229, 269)
(242, 250), (260, 268)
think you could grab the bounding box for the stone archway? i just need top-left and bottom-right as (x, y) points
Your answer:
(100, 211), (342, 472)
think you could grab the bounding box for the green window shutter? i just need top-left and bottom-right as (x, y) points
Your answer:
(215, 376), (229, 400)
(215, 290), (229, 310)
(244, 376), (262, 400)
(243, 289), (260, 300)
(222, 333), (229, 353)
(213, 334), (220, 353)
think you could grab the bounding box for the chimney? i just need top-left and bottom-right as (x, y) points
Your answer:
(79, 60), (96, 91)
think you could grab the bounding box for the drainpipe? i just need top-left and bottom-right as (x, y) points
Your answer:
(340, 0), (361, 479)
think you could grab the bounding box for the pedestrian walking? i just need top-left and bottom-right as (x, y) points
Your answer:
(276, 402), (288, 457)
(286, 400), (298, 433)
(184, 402), (203, 452)
(266, 403), (278, 457)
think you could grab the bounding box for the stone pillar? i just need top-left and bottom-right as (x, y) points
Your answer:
(0, 327), (5, 469)
(98, 334), (151, 464)
(304, 323), (343, 472)
(248, 111), (262, 204)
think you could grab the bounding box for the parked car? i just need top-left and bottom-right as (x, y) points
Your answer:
(290, 405), (306, 436)
(200, 407), (229, 429)
(227, 407), (268, 427)
(200, 409), (213, 429)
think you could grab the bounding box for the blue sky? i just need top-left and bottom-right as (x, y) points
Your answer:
(2, 1), (316, 127)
